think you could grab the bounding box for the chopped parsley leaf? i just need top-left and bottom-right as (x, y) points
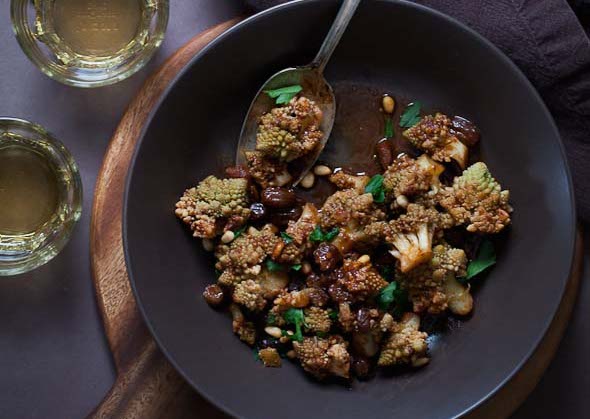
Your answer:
(384, 118), (394, 138)
(280, 232), (293, 244)
(309, 226), (340, 242)
(233, 225), (247, 239)
(399, 102), (422, 128)
(265, 259), (284, 272)
(283, 308), (306, 342)
(379, 265), (395, 281)
(365, 174), (385, 203)
(378, 281), (410, 317)
(264, 85), (303, 105)
(462, 239), (496, 281)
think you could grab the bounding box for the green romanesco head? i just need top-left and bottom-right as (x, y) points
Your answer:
(256, 125), (300, 161)
(194, 176), (250, 217)
(174, 175), (251, 238)
(254, 97), (324, 163)
(456, 162), (503, 195)
(440, 162), (511, 233)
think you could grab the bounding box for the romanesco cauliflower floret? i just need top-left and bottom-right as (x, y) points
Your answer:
(285, 203), (320, 244)
(244, 151), (292, 188)
(274, 203), (319, 264)
(255, 97), (323, 162)
(337, 256), (388, 302)
(304, 307), (332, 333)
(320, 188), (386, 230)
(403, 113), (468, 168)
(320, 188), (386, 254)
(329, 171), (370, 193)
(321, 172), (384, 229)
(351, 308), (385, 358)
(365, 204), (453, 273)
(233, 279), (267, 312)
(377, 313), (429, 367)
(439, 162), (511, 233)
(293, 335), (351, 379)
(256, 126), (299, 160)
(215, 225), (279, 287)
(174, 176), (250, 238)
(383, 154), (444, 205)
(258, 348), (281, 367)
(229, 303), (256, 345)
(263, 96), (323, 133)
(398, 243), (469, 314)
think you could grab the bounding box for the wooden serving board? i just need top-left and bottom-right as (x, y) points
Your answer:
(88, 18), (584, 419)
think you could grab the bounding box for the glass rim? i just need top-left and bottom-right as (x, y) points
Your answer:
(10, 0), (169, 88)
(0, 117), (83, 276)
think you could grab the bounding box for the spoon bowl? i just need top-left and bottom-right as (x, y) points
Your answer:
(235, 0), (361, 185)
(235, 67), (336, 184)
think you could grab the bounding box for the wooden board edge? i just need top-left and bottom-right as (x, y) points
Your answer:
(90, 18), (242, 371)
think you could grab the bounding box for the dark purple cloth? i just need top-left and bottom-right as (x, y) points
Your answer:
(245, 0), (590, 224)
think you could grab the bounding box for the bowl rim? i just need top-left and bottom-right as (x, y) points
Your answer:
(123, 1), (577, 418)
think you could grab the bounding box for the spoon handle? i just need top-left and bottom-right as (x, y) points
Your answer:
(311, 0), (362, 73)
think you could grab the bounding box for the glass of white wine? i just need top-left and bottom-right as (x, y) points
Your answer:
(0, 118), (82, 276)
(11, 0), (169, 87)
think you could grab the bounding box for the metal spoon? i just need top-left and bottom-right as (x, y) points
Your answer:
(236, 0), (362, 185)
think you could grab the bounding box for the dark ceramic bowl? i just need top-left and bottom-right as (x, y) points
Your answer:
(124, 1), (576, 418)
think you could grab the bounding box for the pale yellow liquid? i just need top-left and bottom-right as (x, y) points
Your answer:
(52, 0), (143, 56)
(0, 145), (59, 235)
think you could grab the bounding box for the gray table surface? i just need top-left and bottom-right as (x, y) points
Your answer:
(0, 1), (588, 418)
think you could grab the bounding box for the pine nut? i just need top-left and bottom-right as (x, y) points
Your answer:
(265, 326), (282, 338)
(313, 165), (332, 176)
(300, 172), (315, 189)
(357, 254), (371, 264)
(382, 95), (395, 114)
(396, 195), (409, 208)
(221, 230), (235, 244)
